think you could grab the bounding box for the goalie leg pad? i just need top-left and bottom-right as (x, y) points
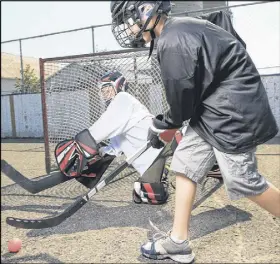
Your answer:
(133, 156), (169, 205)
(133, 180), (169, 204)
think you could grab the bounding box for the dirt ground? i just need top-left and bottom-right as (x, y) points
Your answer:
(1, 139), (280, 263)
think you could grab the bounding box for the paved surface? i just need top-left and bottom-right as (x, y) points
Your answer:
(1, 139), (280, 263)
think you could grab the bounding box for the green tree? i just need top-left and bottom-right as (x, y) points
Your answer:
(14, 64), (40, 93)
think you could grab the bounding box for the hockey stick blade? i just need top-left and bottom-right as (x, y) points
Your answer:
(6, 196), (87, 229)
(1, 160), (71, 194)
(6, 142), (152, 229)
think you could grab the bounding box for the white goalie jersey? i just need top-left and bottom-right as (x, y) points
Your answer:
(89, 92), (164, 175)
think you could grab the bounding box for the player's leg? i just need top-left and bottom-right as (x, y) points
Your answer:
(171, 126), (222, 180)
(133, 152), (170, 205)
(213, 147), (280, 217)
(141, 126), (216, 263)
(248, 184), (280, 217)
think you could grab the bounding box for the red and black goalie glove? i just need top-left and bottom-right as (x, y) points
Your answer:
(55, 129), (99, 177)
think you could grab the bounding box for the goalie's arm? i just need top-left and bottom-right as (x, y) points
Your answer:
(89, 93), (136, 143)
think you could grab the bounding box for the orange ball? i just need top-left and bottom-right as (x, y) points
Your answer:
(8, 238), (22, 253)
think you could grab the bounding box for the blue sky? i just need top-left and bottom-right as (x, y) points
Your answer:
(1, 1), (280, 74)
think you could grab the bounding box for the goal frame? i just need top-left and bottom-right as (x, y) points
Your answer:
(39, 47), (164, 174)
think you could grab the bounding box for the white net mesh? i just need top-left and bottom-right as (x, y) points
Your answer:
(42, 49), (169, 172)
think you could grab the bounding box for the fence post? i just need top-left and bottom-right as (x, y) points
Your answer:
(91, 27), (95, 53)
(19, 39), (24, 90)
(9, 95), (17, 137)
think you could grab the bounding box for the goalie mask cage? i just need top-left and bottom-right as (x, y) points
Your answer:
(40, 48), (170, 174)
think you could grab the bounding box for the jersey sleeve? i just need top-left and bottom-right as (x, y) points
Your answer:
(159, 44), (201, 126)
(88, 93), (135, 143)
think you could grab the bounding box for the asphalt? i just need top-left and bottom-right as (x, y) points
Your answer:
(1, 140), (280, 263)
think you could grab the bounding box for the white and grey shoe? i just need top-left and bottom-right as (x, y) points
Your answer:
(141, 222), (195, 263)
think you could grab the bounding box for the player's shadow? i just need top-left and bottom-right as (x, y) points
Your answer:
(144, 204), (252, 241)
(24, 200), (252, 241)
(3, 175), (252, 241)
(190, 205), (252, 240)
(137, 205), (252, 264)
(2, 168), (251, 243)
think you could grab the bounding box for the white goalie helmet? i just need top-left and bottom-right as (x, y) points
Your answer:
(99, 70), (129, 106)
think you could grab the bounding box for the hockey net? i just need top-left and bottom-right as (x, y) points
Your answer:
(40, 49), (170, 173)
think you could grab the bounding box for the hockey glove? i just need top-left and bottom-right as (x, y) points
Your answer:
(170, 125), (189, 153)
(147, 114), (182, 149)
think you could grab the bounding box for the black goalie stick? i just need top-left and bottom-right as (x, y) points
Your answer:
(1, 142), (110, 194)
(1, 160), (70, 194)
(6, 141), (152, 229)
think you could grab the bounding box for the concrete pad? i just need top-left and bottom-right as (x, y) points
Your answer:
(1, 140), (280, 263)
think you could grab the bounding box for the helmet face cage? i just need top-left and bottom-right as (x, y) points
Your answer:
(98, 70), (128, 106)
(111, 2), (144, 48)
(111, 1), (161, 48)
(99, 82), (117, 106)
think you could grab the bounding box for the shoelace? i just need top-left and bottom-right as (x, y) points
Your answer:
(149, 219), (171, 242)
(148, 219), (192, 246)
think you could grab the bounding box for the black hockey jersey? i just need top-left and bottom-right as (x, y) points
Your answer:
(156, 11), (278, 153)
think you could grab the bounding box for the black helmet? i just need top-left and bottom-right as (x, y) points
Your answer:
(110, 1), (171, 51)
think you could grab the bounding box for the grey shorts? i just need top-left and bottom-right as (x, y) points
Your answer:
(170, 125), (269, 200)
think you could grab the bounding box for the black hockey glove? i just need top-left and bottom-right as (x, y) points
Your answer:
(147, 114), (182, 149)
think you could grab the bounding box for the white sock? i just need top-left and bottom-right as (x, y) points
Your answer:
(170, 234), (186, 244)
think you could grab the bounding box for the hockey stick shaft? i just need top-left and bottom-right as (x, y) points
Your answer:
(1, 160), (71, 194)
(86, 142), (152, 199)
(6, 142), (152, 229)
